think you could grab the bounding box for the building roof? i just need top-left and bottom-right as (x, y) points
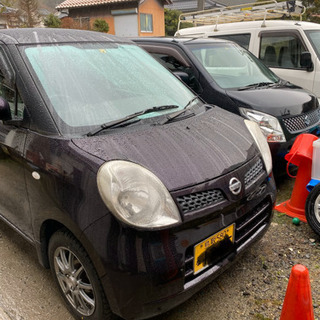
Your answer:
(165, 0), (262, 12)
(215, 0), (252, 6)
(56, 0), (136, 9)
(56, 0), (171, 9)
(0, 3), (18, 14)
(165, 0), (219, 12)
(38, 8), (52, 16)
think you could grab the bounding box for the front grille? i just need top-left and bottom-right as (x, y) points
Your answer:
(282, 109), (320, 133)
(234, 200), (271, 245)
(183, 198), (272, 285)
(244, 158), (264, 188)
(177, 189), (225, 214)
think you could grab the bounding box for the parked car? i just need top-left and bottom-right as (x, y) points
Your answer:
(133, 37), (320, 175)
(175, 19), (320, 101)
(0, 28), (276, 320)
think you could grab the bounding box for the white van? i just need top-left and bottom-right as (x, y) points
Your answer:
(175, 1), (320, 99)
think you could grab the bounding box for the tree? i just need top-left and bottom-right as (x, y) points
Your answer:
(44, 13), (61, 28)
(1, 0), (17, 8)
(302, 0), (320, 23)
(164, 9), (193, 36)
(92, 19), (109, 33)
(18, 0), (40, 27)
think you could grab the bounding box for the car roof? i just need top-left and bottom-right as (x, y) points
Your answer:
(176, 20), (320, 36)
(132, 37), (230, 46)
(0, 28), (132, 45)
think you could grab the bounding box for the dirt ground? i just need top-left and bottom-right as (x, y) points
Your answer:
(0, 175), (319, 320)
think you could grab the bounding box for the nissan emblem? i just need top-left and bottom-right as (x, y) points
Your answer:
(229, 177), (242, 195)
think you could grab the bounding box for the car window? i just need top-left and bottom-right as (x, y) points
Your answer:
(187, 42), (278, 89)
(21, 43), (196, 133)
(0, 51), (25, 120)
(305, 30), (320, 60)
(259, 34), (306, 69)
(209, 34), (251, 50)
(151, 52), (202, 94)
(0, 74), (25, 119)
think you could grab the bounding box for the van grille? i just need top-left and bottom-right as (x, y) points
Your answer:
(183, 198), (272, 285)
(282, 109), (320, 133)
(177, 190), (225, 214)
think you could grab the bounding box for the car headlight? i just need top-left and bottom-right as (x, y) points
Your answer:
(240, 108), (285, 143)
(97, 160), (181, 229)
(245, 120), (273, 175)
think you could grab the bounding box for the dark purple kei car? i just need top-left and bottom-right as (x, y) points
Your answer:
(0, 28), (276, 320)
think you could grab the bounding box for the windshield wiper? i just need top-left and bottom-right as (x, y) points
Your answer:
(87, 105), (179, 136)
(238, 82), (275, 91)
(159, 96), (198, 125)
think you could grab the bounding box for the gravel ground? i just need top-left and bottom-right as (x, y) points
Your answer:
(0, 175), (319, 320)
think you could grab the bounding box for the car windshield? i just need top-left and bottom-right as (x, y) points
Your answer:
(20, 42), (196, 134)
(187, 42), (279, 89)
(305, 30), (320, 59)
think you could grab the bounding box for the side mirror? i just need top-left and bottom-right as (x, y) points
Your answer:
(173, 71), (190, 85)
(0, 97), (11, 121)
(300, 52), (314, 72)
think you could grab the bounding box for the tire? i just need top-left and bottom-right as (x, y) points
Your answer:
(48, 229), (112, 320)
(305, 184), (320, 236)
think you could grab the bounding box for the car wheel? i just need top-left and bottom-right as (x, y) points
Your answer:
(48, 229), (112, 320)
(305, 184), (320, 236)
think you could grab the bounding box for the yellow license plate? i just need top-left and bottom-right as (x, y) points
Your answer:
(194, 224), (235, 274)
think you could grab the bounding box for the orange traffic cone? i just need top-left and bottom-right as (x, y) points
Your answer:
(275, 134), (318, 222)
(280, 264), (314, 320)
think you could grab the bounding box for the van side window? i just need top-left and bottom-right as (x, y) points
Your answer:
(259, 34), (305, 69)
(209, 34), (251, 49)
(152, 52), (202, 94)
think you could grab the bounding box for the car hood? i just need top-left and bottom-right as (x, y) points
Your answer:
(226, 85), (318, 117)
(72, 108), (259, 191)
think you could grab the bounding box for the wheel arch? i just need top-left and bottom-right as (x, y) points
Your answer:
(36, 219), (107, 279)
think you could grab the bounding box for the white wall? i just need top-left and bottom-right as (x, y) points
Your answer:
(114, 14), (138, 37)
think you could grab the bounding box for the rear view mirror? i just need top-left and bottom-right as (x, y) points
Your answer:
(0, 97), (11, 121)
(300, 52), (314, 71)
(173, 71), (190, 85)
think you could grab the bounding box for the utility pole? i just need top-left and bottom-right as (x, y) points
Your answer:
(198, 0), (205, 10)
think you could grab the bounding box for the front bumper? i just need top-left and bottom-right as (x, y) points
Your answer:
(85, 156), (276, 320)
(269, 138), (296, 175)
(270, 120), (320, 175)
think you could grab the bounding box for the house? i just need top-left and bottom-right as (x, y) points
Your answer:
(56, 0), (172, 37)
(0, 3), (21, 28)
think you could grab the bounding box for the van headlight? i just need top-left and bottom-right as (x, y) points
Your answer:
(97, 161), (181, 229)
(245, 120), (273, 175)
(240, 108), (285, 143)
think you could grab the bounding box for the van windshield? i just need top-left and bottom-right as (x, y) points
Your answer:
(187, 42), (279, 89)
(305, 30), (320, 59)
(21, 42), (196, 134)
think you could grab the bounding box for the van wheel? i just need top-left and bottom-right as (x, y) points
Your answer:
(305, 184), (320, 236)
(48, 230), (112, 320)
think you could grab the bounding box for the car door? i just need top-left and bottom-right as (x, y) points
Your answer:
(0, 47), (32, 240)
(258, 31), (316, 93)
